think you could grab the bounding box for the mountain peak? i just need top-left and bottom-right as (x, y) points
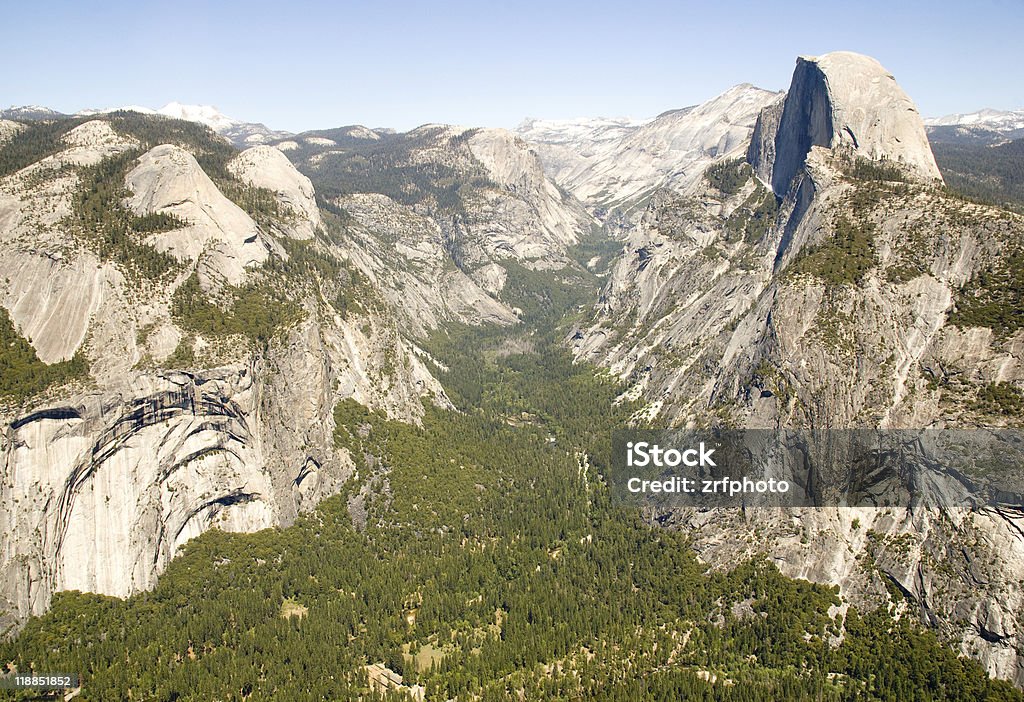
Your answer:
(751, 51), (942, 196)
(0, 105), (65, 120)
(155, 102), (237, 131)
(71, 102), (292, 147)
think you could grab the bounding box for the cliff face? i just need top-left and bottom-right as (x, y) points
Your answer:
(573, 52), (1024, 683)
(519, 84), (782, 212)
(227, 145), (322, 240)
(125, 144), (269, 287)
(752, 52), (943, 197)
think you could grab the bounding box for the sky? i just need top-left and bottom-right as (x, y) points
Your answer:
(2, 0), (1022, 133)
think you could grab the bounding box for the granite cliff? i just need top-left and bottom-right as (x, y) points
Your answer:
(566, 52), (1024, 683)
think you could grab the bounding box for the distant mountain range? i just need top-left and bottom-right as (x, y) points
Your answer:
(0, 102), (292, 148)
(6, 100), (1024, 150)
(924, 108), (1024, 145)
(925, 107), (1024, 130)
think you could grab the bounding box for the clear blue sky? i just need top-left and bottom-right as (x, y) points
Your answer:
(2, 0), (1021, 132)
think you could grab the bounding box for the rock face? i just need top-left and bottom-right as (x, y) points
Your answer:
(337, 192), (520, 335)
(519, 84), (782, 211)
(61, 120), (134, 152)
(2, 371), (276, 610)
(0, 120), (26, 146)
(0, 118), (447, 635)
(0, 252), (106, 363)
(467, 128), (584, 254)
(572, 52), (1024, 684)
(228, 145), (323, 239)
(125, 144), (269, 285)
(515, 116), (648, 190)
(0, 121), (138, 365)
(751, 52), (942, 197)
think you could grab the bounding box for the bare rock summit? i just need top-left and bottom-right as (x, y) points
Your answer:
(228, 145), (323, 240)
(751, 51), (943, 196)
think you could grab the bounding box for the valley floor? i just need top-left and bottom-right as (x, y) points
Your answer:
(2, 322), (1020, 701)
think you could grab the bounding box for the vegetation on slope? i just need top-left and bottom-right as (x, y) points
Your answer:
(0, 308), (87, 401)
(706, 157), (752, 196)
(0, 117), (89, 176)
(843, 156), (909, 184)
(69, 150), (182, 280)
(171, 273), (301, 345)
(949, 246), (1024, 337)
(724, 182), (779, 245)
(932, 137), (1024, 213)
(1, 113), (291, 281)
(789, 215), (877, 285)
(289, 127), (496, 214)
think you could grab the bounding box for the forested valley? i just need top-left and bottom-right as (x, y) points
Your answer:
(2, 266), (1020, 702)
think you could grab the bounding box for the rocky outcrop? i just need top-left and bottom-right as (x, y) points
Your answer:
(751, 52), (943, 197)
(337, 192), (519, 335)
(0, 293), (447, 632)
(125, 144), (269, 286)
(0, 251), (106, 363)
(61, 120), (137, 153)
(228, 145), (322, 239)
(0, 120), (24, 147)
(467, 128), (589, 255)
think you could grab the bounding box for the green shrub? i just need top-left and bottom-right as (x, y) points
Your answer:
(69, 150), (182, 280)
(0, 117), (89, 177)
(972, 382), (1024, 417)
(706, 157), (751, 195)
(724, 183), (779, 244)
(846, 157), (908, 183)
(164, 336), (196, 367)
(949, 248), (1024, 336)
